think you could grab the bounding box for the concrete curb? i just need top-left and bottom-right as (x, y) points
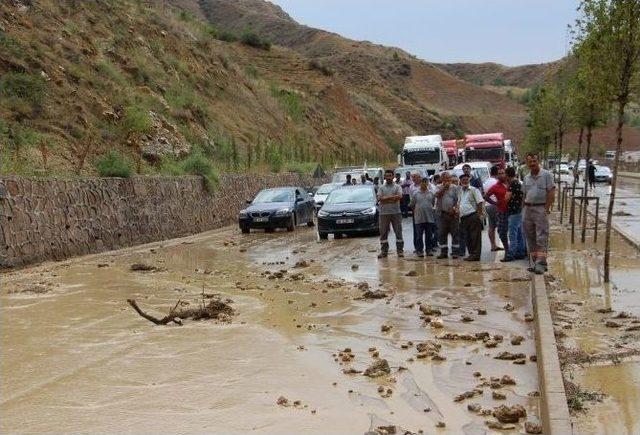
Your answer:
(619, 172), (640, 180)
(531, 274), (572, 434)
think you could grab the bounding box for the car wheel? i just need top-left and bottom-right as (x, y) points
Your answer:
(265, 228), (275, 233)
(287, 216), (296, 232)
(318, 231), (328, 240)
(240, 226), (250, 234)
(307, 218), (315, 227)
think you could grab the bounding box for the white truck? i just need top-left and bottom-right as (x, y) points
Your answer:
(397, 135), (447, 175)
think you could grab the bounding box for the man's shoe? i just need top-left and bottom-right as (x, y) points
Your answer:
(416, 252), (424, 258)
(426, 252), (434, 257)
(500, 257), (514, 263)
(451, 254), (459, 259)
(397, 251), (404, 258)
(527, 265), (536, 273)
(464, 256), (480, 262)
(533, 263), (546, 275)
(436, 253), (448, 259)
(514, 255), (527, 260)
(377, 252), (388, 259)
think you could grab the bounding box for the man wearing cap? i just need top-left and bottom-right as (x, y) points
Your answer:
(523, 153), (555, 274)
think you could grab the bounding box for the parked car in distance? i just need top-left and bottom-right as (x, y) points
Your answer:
(239, 187), (315, 233)
(554, 163), (570, 175)
(452, 161), (492, 183)
(594, 165), (612, 184)
(317, 185), (379, 239)
(313, 183), (340, 211)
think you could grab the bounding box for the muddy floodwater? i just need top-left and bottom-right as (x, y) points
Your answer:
(2, 223), (540, 433)
(549, 221), (640, 435)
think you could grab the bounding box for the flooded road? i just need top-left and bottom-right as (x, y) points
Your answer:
(2, 222), (540, 433)
(548, 219), (640, 434)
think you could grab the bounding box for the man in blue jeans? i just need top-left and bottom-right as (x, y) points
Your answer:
(503, 166), (526, 261)
(409, 178), (436, 257)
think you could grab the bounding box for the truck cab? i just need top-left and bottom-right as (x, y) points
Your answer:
(397, 135), (447, 175)
(463, 133), (506, 167)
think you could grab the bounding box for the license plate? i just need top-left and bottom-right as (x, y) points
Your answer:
(254, 217), (269, 222)
(336, 219), (354, 224)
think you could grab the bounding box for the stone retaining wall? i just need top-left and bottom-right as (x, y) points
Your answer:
(0, 174), (320, 268)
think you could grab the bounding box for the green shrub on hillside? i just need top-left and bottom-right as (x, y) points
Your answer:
(284, 161), (316, 174)
(181, 151), (219, 191)
(96, 59), (127, 86)
(96, 150), (133, 177)
(240, 30), (271, 50)
(218, 30), (238, 43)
(122, 105), (153, 134)
(0, 72), (46, 115)
(269, 84), (305, 123)
(308, 59), (334, 76)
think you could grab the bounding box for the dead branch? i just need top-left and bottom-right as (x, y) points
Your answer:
(127, 299), (183, 325)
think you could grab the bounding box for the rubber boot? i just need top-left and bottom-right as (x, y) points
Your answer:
(396, 240), (404, 258)
(378, 243), (389, 259)
(437, 247), (448, 259)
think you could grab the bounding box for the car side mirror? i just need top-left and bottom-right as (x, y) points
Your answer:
(308, 192), (313, 197)
(245, 199), (252, 205)
(296, 197), (303, 203)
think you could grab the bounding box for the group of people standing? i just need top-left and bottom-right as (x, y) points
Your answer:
(375, 154), (555, 274)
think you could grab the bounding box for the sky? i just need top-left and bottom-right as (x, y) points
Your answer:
(268, 0), (579, 66)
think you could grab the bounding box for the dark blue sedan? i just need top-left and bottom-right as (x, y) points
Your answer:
(239, 187), (315, 233)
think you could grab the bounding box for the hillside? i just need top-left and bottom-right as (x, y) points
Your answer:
(1, 0), (527, 177)
(434, 61), (561, 88)
(192, 0), (528, 139)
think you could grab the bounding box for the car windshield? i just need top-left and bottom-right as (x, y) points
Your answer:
(326, 188), (375, 204)
(317, 184), (338, 195)
(597, 166), (611, 173)
(403, 150), (441, 165)
(253, 189), (294, 203)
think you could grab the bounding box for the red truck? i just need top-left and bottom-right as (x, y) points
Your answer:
(463, 133), (506, 167)
(442, 140), (460, 167)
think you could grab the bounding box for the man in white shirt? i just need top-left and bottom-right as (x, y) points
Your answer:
(458, 173), (485, 261)
(482, 165), (502, 252)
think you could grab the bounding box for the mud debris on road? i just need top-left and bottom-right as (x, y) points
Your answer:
(2, 224), (541, 433)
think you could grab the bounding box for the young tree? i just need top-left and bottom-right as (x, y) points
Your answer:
(574, 0), (640, 281)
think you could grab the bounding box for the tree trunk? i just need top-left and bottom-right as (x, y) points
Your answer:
(570, 126), (584, 243)
(581, 124), (593, 243)
(557, 128), (565, 211)
(604, 100), (627, 283)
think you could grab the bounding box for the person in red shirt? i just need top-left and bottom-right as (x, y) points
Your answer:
(485, 168), (509, 257)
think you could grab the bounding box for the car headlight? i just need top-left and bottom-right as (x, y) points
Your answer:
(361, 207), (376, 215)
(275, 208), (292, 216)
(317, 210), (329, 217)
(239, 210), (248, 218)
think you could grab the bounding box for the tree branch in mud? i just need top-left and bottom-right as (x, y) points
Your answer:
(127, 299), (183, 325)
(126, 297), (235, 326)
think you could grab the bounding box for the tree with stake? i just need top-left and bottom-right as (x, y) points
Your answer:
(574, 0), (640, 281)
